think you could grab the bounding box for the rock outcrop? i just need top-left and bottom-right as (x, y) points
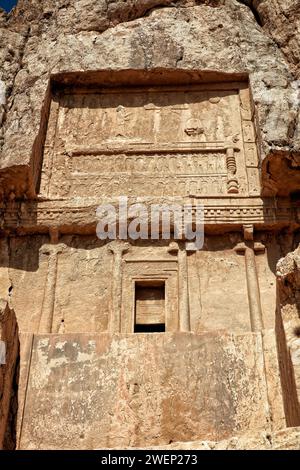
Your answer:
(0, 300), (19, 450)
(254, 0), (300, 79)
(1, 0), (300, 450)
(276, 245), (300, 427)
(0, 0), (299, 197)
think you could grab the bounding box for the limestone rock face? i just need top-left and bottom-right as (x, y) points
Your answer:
(255, 0), (300, 79)
(1, 0), (300, 451)
(131, 426), (300, 450)
(276, 246), (300, 427)
(18, 331), (279, 449)
(277, 245), (300, 303)
(0, 300), (19, 450)
(8, 0), (208, 35)
(0, 15), (24, 159)
(0, 0), (299, 196)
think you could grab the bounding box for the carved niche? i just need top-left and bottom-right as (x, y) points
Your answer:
(40, 82), (260, 199)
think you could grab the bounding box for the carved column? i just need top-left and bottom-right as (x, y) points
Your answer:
(235, 225), (265, 332)
(38, 243), (64, 334)
(178, 245), (190, 332)
(168, 242), (190, 332)
(226, 147), (239, 194)
(108, 242), (129, 333)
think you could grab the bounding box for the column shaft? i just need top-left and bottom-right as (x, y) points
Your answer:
(244, 246), (264, 332)
(38, 253), (59, 334)
(178, 248), (190, 332)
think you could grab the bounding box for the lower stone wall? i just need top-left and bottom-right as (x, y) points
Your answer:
(17, 330), (284, 450)
(133, 427), (300, 450)
(276, 246), (300, 427)
(0, 299), (19, 450)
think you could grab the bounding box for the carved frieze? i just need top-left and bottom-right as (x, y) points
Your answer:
(0, 198), (297, 234)
(39, 83), (260, 199)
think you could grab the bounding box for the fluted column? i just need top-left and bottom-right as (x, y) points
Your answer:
(108, 242), (129, 333)
(38, 244), (64, 334)
(178, 245), (190, 332)
(235, 225), (265, 332)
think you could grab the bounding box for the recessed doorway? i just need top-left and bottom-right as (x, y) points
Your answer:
(134, 281), (165, 333)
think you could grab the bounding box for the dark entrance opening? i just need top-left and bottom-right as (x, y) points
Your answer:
(134, 281), (165, 333)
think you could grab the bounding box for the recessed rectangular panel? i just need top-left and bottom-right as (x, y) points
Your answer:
(135, 282), (165, 326)
(19, 332), (271, 449)
(40, 83), (260, 198)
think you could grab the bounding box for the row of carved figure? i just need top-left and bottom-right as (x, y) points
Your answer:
(68, 175), (231, 196)
(70, 153), (228, 174)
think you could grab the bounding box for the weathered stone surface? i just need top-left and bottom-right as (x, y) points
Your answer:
(7, 0), (208, 36)
(276, 246), (300, 427)
(40, 80), (257, 199)
(4, 235), (281, 336)
(0, 0), (299, 196)
(255, 0), (300, 79)
(1, 0), (300, 451)
(19, 331), (277, 449)
(0, 22), (25, 160)
(0, 299), (19, 450)
(132, 426), (300, 450)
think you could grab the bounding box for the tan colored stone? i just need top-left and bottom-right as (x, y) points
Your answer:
(130, 426), (300, 450)
(1, 0), (300, 451)
(276, 245), (300, 427)
(39, 81), (254, 199)
(255, 0), (300, 79)
(3, 235), (281, 337)
(0, 1), (300, 197)
(0, 299), (19, 450)
(18, 331), (274, 449)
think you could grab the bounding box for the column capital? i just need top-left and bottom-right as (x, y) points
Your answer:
(39, 243), (65, 257)
(167, 241), (179, 255)
(243, 224), (254, 241)
(234, 241), (265, 255)
(253, 242), (265, 254)
(234, 242), (247, 254)
(107, 241), (130, 256)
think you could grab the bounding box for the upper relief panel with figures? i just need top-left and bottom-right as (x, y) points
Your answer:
(40, 83), (260, 199)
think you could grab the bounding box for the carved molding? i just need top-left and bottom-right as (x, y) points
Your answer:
(0, 198), (297, 234)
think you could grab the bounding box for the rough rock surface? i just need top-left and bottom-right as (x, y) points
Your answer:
(130, 426), (300, 450)
(276, 246), (300, 427)
(18, 331), (280, 449)
(1, 0), (300, 451)
(255, 0), (300, 79)
(0, 0), (299, 196)
(0, 300), (19, 450)
(0, 11), (24, 158)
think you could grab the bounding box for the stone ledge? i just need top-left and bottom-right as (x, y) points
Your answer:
(1, 197), (298, 235)
(126, 427), (300, 450)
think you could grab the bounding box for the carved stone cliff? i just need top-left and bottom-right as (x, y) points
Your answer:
(0, 0), (299, 197)
(0, 0), (300, 450)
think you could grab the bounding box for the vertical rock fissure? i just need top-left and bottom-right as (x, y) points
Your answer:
(236, 1), (263, 27)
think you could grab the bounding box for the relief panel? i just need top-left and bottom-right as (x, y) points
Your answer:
(40, 83), (260, 199)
